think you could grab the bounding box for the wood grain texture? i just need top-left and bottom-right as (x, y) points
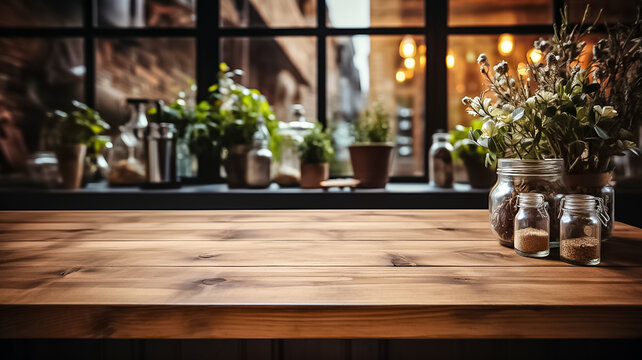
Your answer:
(0, 210), (641, 339)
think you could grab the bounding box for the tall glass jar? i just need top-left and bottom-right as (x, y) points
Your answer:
(514, 193), (550, 258)
(429, 132), (454, 188)
(273, 105), (314, 187)
(108, 99), (149, 186)
(489, 159), (565, 248)
(246, 116), (272, 188)
(564, 172), (614, 241)
(559, 194), (609, 265)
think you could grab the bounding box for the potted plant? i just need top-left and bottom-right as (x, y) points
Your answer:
(208, 63), (280, 188)
(349, 103), (394, 188)
(42, 101), (110, 189)
(449, 120), (496, 188)
(299, 124), (334, 188)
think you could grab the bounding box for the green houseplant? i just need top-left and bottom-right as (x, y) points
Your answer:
(299, 123), (334, 188)
(208, 63), (280, 188)
(449, 120), (496, 188)
(349, 103), (394, 188)
(42, 101), (110, 189)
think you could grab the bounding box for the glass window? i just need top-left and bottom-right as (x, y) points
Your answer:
(96, 0), (196, 27)
(219, 36), (317, 125)
(221, 0), (316, 28)
(327, 35), (425, 177)
(448, 34), (548, 129)
(449, 0), (553, 26)
(327, 0), (424, 28)
(96, 38), (196, 126)
(0, 38), (84, 150)
(568, 0), (639, 24)
(0, 0), (83, 27)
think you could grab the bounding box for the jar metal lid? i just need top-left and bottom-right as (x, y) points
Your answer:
(559, 194), (610, 225)
(497, 158), (564, 176)
(517, 192), (545, 207)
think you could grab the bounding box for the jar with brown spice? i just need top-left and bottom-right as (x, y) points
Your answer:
(429, 132), (454, 188)
(559, 194), (609, 266)
(489, 159), (565, 248)
(514, 193), (550, 258)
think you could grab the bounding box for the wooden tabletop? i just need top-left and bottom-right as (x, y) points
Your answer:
(1, 210), (641, 339)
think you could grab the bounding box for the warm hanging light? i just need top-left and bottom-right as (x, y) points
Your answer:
(395, 69), (406, 83)
(404, 68), (414, 80)
(528, 48), (543, 63)
(420, 54), (426, 68)
(403, 57), (416, 69)
(446, 51), (455, 69)
(399, 36), (416, 58)
(497, 34), (514, 56)
(517, 62), (529, 76)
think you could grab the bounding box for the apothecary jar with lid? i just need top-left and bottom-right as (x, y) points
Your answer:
(559, 194), (609, 266)
(489, 159), (566, 248)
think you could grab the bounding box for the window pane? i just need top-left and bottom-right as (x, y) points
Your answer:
(96, 0), (195, 27)
(327, 0), (424, 28)
(448, 34), (545, 129)
(221, 0), (316, 28)
(0, 38), (84, 151)
(0, 0), (82, 27)
(568, 0), (638, 24)
(96, 38), (195, 126)
(449, 0), (552, 26)
(327, 35), (425, 177)
(220, 36), (317, 125)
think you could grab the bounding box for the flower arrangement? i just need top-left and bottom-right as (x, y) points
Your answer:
(464, 6), (641, 174)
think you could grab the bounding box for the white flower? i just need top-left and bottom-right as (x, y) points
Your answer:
(536, 90), (557, 103)
(593, 105), (618, 118)
(481, 120), (496, 138)
(477, 53), (488, 65)
(502, 104), (515, 113)
(461, 96), (473, 105)
(526, 96), (537, 108)
(493, 61), (509, 75)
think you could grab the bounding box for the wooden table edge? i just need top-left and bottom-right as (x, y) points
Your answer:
(1, 304), (641, 339)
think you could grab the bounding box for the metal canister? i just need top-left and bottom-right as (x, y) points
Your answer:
(144, 122), (178, 186)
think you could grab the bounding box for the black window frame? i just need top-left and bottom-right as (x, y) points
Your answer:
(0, 0), (577, 182)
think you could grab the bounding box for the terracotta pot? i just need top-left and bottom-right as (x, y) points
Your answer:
(463, 155), (497, 189)
(300, 163), (329, 189)
(349, 143), (393, 189)
(56, 144), (87, 189)
(224, 145), (249, 188)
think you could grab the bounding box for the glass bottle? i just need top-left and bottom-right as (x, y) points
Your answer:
(489, 159), (565, 248)
(514, 193), (550, 258)
(429, 132), (454, 188)
(246, 116), (273, 188)
(108, 99), (149, 185)
(559, 194), (609, 266)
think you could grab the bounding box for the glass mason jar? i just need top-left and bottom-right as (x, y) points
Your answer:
(559, 194), (609, 266)
(514, 193), (550, 258)
(429, 132), (454, 188)
(489, 159), (565, 248)
(273, 105), (314, 187)
(564, 172), (614, 241)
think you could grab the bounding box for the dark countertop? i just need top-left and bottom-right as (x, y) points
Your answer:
(1, 182), (640, 227)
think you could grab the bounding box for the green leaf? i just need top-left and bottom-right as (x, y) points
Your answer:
(594, 126), (609, 139)
(512, 107), (524, 121)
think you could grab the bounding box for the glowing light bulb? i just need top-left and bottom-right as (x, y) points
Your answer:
(399, 36), (416, 58)
(420, 54), (426, 68)
(395, 69), (406, 83)
(517, 62), (529, 76)
(403, 57), (416, 69)
(528, 48), (543, 63)
(446, 52), (455, 69)
(404, 68), (414, 80)
(497, 34), (514, 56)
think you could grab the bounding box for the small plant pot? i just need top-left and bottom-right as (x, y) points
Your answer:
(224, 145), (249, 188)
(300, 163), (329, 189)
(463, 155), (497, 189)
(349, 143), (393, 189)
(56, 144), (87, 189)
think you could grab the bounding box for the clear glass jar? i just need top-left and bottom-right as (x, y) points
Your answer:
(564, 172), (614, 241)
(559, 194), (609, 266)
(489, 159), (565, 248)
(514, 193), (550, 258)
(429, 132), (454, 188)
(273, 105), (314, 187)
(108, 99), (149, 185)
